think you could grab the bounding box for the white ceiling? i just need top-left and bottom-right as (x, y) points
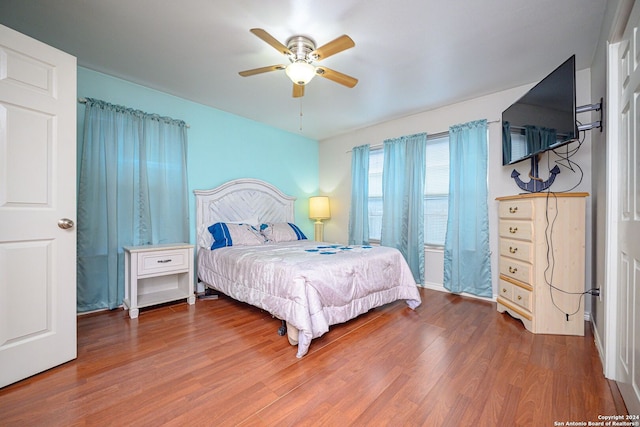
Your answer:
(0, 0), (607, 141)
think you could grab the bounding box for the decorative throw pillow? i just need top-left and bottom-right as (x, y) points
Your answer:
(260, 222), (307, 242)
(207, 222), (265, 250)
(197, 224), (214, 249)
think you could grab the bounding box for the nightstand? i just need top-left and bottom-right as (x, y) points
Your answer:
(123, 243), (195, 319)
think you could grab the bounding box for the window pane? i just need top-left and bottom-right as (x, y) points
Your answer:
(368, 150), (384, 239)
(368, 196), (382, 240)
(424, 196), (448, 246)
(425, 135), (449, 196)
(424, 134), (449, 246)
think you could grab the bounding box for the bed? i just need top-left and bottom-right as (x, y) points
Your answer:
(195, 178), (422, 358)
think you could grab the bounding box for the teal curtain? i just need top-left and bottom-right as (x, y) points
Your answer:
(348, 144), (370, 245)
(381, 133), (426, 284)
(444, 119), (491, 297)
(77, 98), (189, 311)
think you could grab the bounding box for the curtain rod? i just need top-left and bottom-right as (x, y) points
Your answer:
(78, 97), (190, 128)
(345, 120), (501, 153)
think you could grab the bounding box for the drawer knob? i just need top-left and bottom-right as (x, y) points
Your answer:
(508, 266), (518, 274)
(509, 246), (518, 254)
(157, 259), (172, 264)
(509, 206), (518, 214)
(509, 226), (518, 234)
(502, 288), (507, 293)
(517, 295), (522, 300)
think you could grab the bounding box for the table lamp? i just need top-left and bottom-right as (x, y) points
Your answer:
(309, 196), (330, 241)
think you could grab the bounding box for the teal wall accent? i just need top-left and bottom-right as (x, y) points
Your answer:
(77, 67), (319, 243)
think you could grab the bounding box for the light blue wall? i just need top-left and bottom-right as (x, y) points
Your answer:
(77, 67), (319, 242)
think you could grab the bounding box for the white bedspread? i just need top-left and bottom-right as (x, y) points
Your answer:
(197, 241), (422, 358)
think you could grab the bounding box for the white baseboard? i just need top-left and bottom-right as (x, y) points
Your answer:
(591, 316), (606, 373)
(420, 282), (496, 303)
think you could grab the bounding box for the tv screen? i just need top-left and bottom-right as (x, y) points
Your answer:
(502, 55), (577, 166)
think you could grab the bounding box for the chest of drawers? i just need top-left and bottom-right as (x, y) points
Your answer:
(496, 193), (588, 336)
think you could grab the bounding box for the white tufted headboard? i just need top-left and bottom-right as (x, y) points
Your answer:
(194, 178), (297, 236)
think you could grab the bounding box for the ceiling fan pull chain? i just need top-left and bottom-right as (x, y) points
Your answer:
(299, 97), (304, 132)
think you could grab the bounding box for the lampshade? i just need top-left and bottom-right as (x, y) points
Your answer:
(309, 196), (330, 220)
(285, 61), (316, 85)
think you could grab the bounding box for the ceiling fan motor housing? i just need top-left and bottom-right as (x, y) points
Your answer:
(286, 36), (316, 63)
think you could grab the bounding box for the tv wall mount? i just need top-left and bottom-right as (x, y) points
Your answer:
(512, 98), (603, 193)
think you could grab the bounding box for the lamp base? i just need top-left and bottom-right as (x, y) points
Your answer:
(314, 220), (324, 242)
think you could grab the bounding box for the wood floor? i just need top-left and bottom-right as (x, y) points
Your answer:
(0, 288), (626, 426)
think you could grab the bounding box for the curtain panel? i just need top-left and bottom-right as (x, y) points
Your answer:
(443, 119), (492, 297)
(77, 98), (189, 311)
(381, 133), (426, 284)
(348, 144), (370, 245)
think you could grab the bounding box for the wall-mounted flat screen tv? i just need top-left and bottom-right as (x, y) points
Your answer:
(502, 55), (577, 166)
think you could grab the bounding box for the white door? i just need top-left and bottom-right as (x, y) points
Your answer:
(610, 1), (640, 415)
(0, 24), (77, 388)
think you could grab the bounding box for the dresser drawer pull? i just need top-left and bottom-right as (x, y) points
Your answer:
(509, 227), (518, 234)
(508, 266), (518, 274)
(509, 246), (518, 253)
(517, 295), (522, 300)
(502, 288), (507, 293)
(509, 206), (518, 214)
(157, 259), (172, 264)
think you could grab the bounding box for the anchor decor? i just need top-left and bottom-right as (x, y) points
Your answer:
(511, 156), (561, 193)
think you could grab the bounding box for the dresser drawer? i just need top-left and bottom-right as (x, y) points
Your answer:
(499, 238), (533, 263)
(137, 248), (190, 276)
(499, 199), (534, 219)
(499, 256), (532, 284)
(512, 283), (532, 311)
(499, 220), (533, 241)
(498, 279), (513, 301)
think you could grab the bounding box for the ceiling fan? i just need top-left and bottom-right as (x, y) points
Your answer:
(239, 28), (358, 98)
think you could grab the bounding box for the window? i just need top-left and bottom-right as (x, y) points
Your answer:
(367, 133), (450, 246)
(423, 134), (449, 246)
(368, 149), (384, 240)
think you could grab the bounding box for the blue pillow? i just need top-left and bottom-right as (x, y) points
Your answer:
(208, 222), (232, 249)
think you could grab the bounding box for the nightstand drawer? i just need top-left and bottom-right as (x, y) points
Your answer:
(137, 248), (190, 276)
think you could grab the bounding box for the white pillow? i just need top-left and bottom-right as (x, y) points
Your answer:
(197, 224), (214, 249)
(260, 222), (307, 243)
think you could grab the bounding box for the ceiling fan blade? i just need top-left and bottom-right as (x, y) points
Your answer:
(310, 35), (355, 61)
(250, 28), (292, 56)
(315, 66), (358, 88)
(239, 65), (286, 77)
(293, 84), (304, 98)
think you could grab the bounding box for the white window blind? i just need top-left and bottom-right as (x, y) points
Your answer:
(424, 134), (449, 246)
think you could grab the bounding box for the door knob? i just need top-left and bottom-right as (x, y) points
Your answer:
(58, 218), (74, 229)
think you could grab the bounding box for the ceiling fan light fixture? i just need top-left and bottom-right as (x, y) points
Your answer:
(285, 61), (316, 85)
